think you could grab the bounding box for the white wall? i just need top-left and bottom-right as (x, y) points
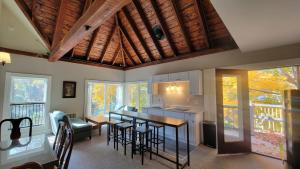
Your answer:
(0, 54), (124, 119)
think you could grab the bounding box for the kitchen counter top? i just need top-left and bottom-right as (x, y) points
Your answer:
(143, 107), (202, 114)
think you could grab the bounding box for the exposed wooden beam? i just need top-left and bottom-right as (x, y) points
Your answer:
(121, 8), (155, 62)
(15, 0), (51, 50)
(60, 55), (124, 70)
(193, 0), (210, 48)
(52, 0), (68, 49)
(170, 0), (193, 52)
(123, 48), (136, 66)
(132, 0), (165, 59)
(125, 45), (237, 70)
(99, 24), (117, 63)
(49, 0), (131, 62)
(86, 27), (101, 60)
(111, 45), (121, 65)
(118, 17), (145, 64)
(150, 0), (178, 56)
(0, 47), (48, 58)
(0, 47), (124, 70)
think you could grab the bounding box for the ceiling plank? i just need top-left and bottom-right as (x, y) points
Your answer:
(49, 0), (131, 62)
(118, 17), (145, 64)
(193, 0), (210, 48)
(15, 0), (51, 50)
(52, 0), (68, 49)
(150, 0), (178, 56)
(121, 8), (155, 62)
(86, 27), (101, 60)
(132, 0), (165, 59)
(123, 48), (136, 66)
(99, 24), (117, 63)
(170, 0), (193, 52)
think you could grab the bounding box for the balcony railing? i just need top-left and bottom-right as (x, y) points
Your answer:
(10, 102), (45, 128)
(223, 104), (284, 135)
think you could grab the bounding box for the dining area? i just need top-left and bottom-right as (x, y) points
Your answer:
(0, 116), (73, 169)
(105, 110), (191, 169)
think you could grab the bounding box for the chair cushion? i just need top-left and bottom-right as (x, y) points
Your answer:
(50, 111), (66, 135)
(69, 118), (92, 134)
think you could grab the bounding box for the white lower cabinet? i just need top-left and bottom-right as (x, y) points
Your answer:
(143, 108), (202, 145)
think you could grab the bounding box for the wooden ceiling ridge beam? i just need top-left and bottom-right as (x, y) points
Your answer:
(115, 14), (126, 67)
(99, 23), (117, 63)
(49, 0), (131, 62)
(193, 0), (210, 48)
(86, 26), (101, 60)
(122, 48), (136, 66)
(52, 0), (68, 49)
(111, 45), (121, 65)
(121, 8), (155, 62)
(15, 0), (51, 50)
(170, 0), (193, 52)
(132, 0), (165, 59)
(150, 0), (178, 56)
(118, 16), (145, 64)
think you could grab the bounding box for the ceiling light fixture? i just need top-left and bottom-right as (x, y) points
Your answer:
(152, 25), (165, 40)
(0, 52), (11, 66)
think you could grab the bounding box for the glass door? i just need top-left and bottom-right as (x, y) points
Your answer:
(85, 81), (123, 117)
(216, 69), (251, 154)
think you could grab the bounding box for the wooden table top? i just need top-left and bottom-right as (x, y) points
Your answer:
(110, 111), (187, 127)
(85, 115), (108, 124)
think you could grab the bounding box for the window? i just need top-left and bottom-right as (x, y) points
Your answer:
(3, 73), (51, 132)
(86, 81), (123, 116)
(125, 82), (149, 112)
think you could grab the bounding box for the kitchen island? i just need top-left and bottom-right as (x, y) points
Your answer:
(142, 107), (203, 145)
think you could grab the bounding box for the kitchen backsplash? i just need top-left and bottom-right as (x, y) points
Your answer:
(151, 81), (204, 112)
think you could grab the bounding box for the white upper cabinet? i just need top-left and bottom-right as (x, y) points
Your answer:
(169, 72), (189, 81)
(153, 74), (169, 83)
(151, 70), (203, 95)
(188, 70), (203, 95)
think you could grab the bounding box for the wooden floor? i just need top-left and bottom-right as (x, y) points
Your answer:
(66, 129), (285, 169)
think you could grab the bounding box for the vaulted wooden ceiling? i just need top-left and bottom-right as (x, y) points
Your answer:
(15, 0), (237, 70)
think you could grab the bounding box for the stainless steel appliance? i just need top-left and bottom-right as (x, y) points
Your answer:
(284, 90), (300, 169)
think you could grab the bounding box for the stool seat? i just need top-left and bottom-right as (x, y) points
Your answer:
(136, 119), (146, 124)
(116, 122), (133, 128)
(121, 116), (133, 122)
(149, 122), (164, 128)
(107, 119), (122, 125)
(135, 126), (151, 133)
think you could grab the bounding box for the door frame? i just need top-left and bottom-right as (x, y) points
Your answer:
(216, 69), (251, 154)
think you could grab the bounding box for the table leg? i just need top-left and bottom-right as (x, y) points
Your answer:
(99, 124), (102, 136)
(176, 127), (179, 169)
(132, 118), (137, 154)
(186, 122), (190, 166)
(107, 123), (110, 145)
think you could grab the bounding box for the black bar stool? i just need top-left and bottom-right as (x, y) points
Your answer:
(131, 126), (152, 165)
(106, 119), (123, 148)
(149, 122), (165, 154)
(115, 122), (133, 155)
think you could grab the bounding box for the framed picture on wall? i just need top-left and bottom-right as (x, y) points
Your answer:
(63, 81), (76, 98)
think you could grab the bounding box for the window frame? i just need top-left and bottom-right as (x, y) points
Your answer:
(125, 81), (150, 112)
(3, 72), (52, 134)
